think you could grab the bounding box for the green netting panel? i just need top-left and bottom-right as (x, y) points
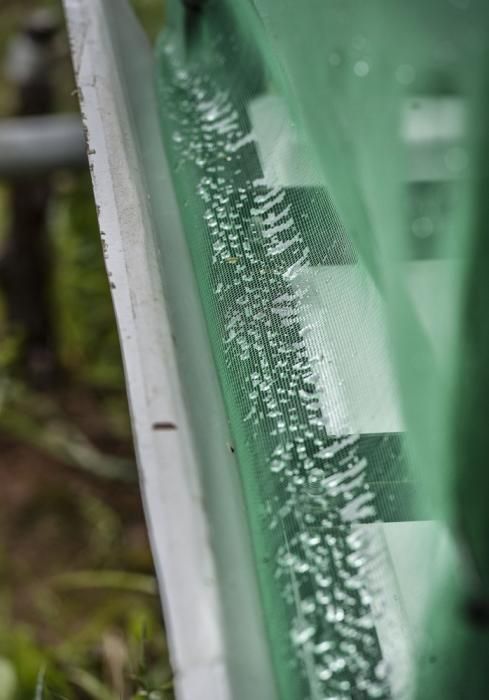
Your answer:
(155, 1), (489, 697)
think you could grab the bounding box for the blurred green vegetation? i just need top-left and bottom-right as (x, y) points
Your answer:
(0, 1), (171, 699)
(132, 0), (166, 41)
(53, 174), (127, 391)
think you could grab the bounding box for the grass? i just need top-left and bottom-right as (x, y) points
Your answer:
(0, 2), (172, 698)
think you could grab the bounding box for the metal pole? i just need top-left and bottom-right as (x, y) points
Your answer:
(0, 9), (63, 385)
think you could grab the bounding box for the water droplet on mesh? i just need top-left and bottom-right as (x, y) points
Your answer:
(317, 666), (333, 681)
(295, 560), (310, 574)
(271, 459), (286, 474)
(354, 60), (370, 77)
(291, 621), (315, 646)
(326, 605), (345, 623)
(315, 640), (333, 654)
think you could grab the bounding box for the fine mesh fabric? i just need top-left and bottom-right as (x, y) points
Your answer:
(155, 1), (489, 697)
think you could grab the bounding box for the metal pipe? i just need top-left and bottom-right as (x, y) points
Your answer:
(0, 113), (86, 178)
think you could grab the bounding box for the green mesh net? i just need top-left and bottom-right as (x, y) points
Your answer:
(154, 1), (489, 697)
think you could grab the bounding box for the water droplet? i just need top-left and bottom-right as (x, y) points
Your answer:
(295, 560), (310, 574)
(314, 640), (333, 654)
(270, 459), (286, 474)
(354, 60), (370, 78)
(307, 468), (325, 494)
(291, 621), (315, 646)
(326, 605), (345, 622)
(317, 666), (333, 681)
(330, 656), (346, 672)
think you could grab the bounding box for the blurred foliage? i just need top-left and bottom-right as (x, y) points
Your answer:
(53, 173), (127, 392)
(0, 1), (172, 699)
(0, 452), (174, 700)
(132, 0), (166, 41)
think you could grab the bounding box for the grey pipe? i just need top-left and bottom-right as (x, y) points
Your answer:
(0, 113), (87, 178)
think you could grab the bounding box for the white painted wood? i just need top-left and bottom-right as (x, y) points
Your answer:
(62, 2), (238, 697)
